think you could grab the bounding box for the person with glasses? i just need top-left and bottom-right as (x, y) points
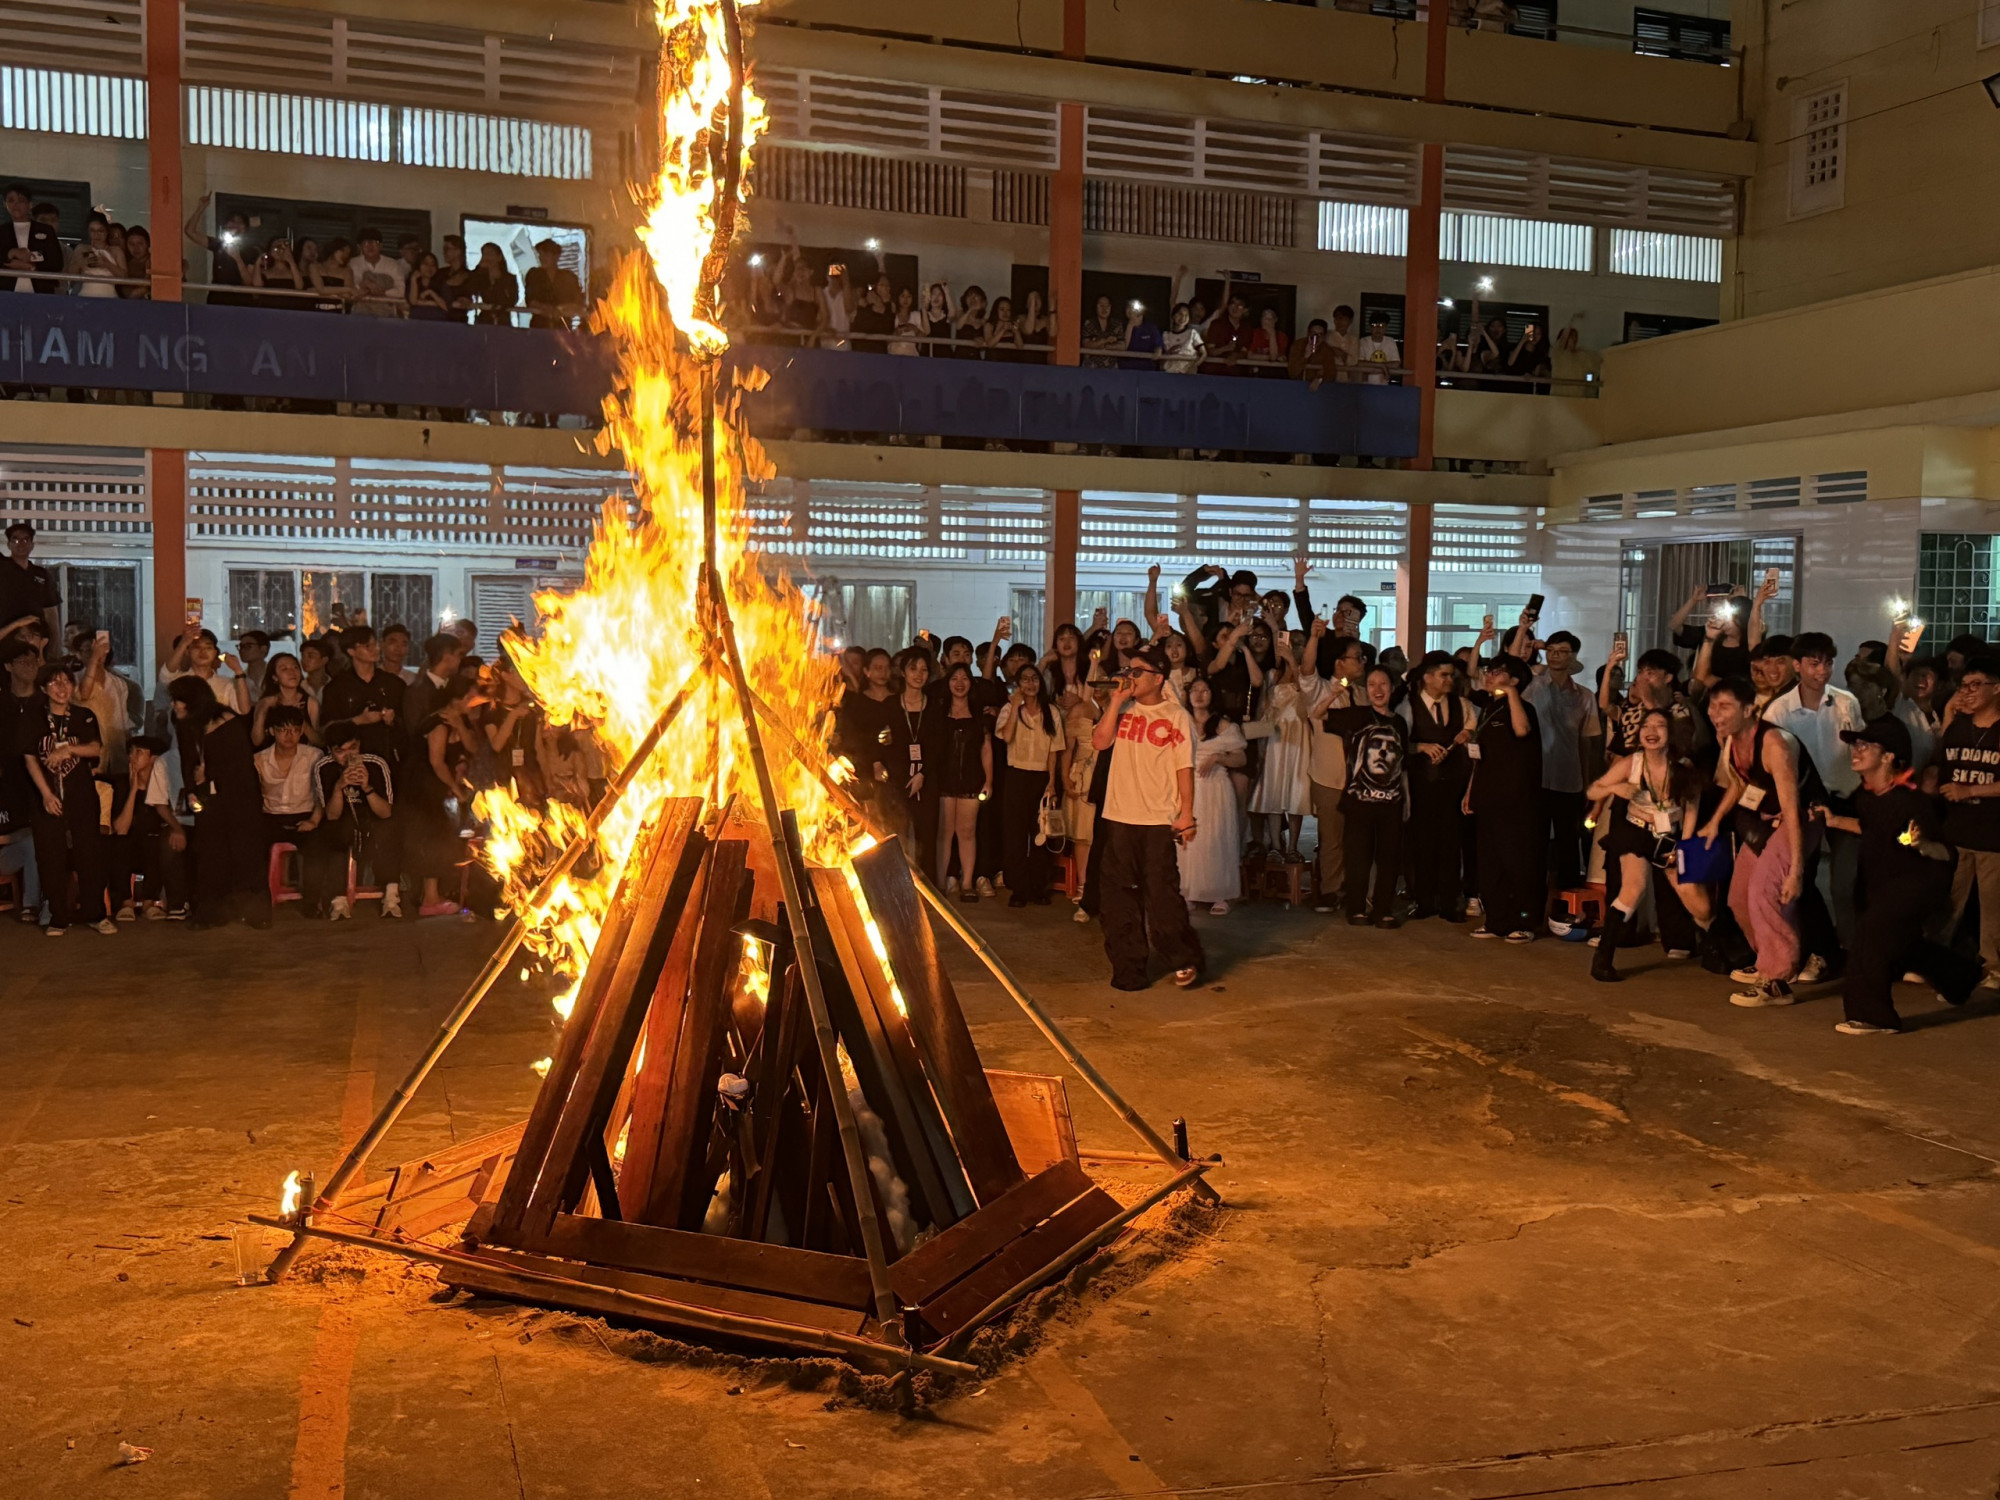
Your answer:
(1931, 655), (2000, 989)
(1089, 644), (1202, 991)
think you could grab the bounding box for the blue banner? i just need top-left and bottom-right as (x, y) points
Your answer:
(732, 346), (1421, 457)
(0, 292), (614, 414)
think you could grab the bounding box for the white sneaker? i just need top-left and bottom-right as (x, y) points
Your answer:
(328, 896), (352, 921)
(380, 892), (403, 919)
(1730, 979), (1795, 1008)
(92, 918), (118, 935)
(1665, 948), (1692, 960)
(975, 877), (994, 898)
(1072, 907), (1089, 924)
(1729, 966), (1762, 985)
(944, 876), (960, 896)
(1798, 954), (1827, 984)
(1834, 1019), (1896, 1035)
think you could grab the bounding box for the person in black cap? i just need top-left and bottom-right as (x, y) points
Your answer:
(1466, 653), (1545, 942)
(1817, 714), (1980, 1033)
(1088, 642), (1203, 990)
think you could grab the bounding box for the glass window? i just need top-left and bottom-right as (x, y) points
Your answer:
(1917, 534), (1998, 644)
(370, 573), (435, 637)
(59, 564), (139, 667)
(1074, 589), (1149, 633)
(300, 570), (367, 639)
(462, 217), (592, 322)
(1008, 587), (1045, 653)
(229, 569), (298, 640)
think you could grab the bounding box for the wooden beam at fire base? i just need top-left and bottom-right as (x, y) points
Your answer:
(812, 868), (968, 1232)
(519, 800), (710, 1241)
(616, 840), (752, 1224)
(817, 872), (977, 1224)
(851, 840), (1028, 1206)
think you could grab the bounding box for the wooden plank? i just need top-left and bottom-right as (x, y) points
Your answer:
(452, 1243), (871, 1336)
(522, 801), (709, 1239)
(811, 869), (957, 1235)
(918, 1187), (1124, 1337)
(617, 842), (744, 1217)
(887, 1159), (1093, 1308)
(667, 847), (755, 1230)
(745, 963), (807, 1242)
(520, 1210), (877, 1310)
(820, 873), (976, 1225)
(489, 821), (656, 1241)
(636, 844), (752, 1230)
(985, 1070), (1080, 1177)
(852, 841), (1027, 1205)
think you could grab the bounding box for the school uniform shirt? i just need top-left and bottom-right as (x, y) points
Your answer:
(1101, 698), (1196, 826)
(255, 743), (325, 816)
(1763, 683), (1864, 799)
(146, 745), (188, 820)
(995, 701), (1066, 772)
(1522, 672), (1597, 794)
(157, 666), (241, 708)
(1935, 714), (2000, 852)
(1321, 705), (1408, 807)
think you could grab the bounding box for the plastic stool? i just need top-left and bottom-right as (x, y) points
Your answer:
(1556, 883), (1608, 927)
(268, 843), (302, 904)
(347, 853), (386, 909)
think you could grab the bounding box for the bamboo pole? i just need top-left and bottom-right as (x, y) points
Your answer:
(249, 1216), (974, 1378)
(697, 363), (905, 1341)
(741, 691), (1221, 1205)
(264, 662), (709, 1283)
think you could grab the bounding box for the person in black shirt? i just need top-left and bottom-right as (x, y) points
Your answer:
(0, 520), (59, 648)
(1820, 716), (1979, 1033)
(320, 625), (407, 770)
(923, 662), (993, 898)
(1322, 665), (1410, 927)
(106, 733), (166, 921)
(524, 238), (584, 329)
(170, 676), (268, 928)
(1465, 654), (1545, 942)
(1404, 651), (1475, 920)
(313, 719), (398, 921)
(1929, 656), (2000, 987)
(21, 664), (108, 935)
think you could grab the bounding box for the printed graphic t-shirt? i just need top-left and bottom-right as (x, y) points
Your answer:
(1102, 698), (1196, 826)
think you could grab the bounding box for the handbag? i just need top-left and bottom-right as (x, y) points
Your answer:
(1035, 790), (1068, 850)
(1675, 833), (1733, 885)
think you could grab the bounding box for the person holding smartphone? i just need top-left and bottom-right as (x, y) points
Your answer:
(22, 663), (109, 936)
(1090, 644), (1201, 991)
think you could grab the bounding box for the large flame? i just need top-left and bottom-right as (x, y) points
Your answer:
(477, 0), (856, 1000)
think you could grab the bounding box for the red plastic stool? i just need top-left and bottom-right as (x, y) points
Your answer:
(1556, 883), (1608, 928)
(268, 843), (302, 904)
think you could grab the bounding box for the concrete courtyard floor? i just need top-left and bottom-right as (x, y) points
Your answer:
(7, 897), (2000, 1498)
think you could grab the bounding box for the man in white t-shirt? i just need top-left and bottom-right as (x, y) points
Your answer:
(1354, 313), (1400, 386)
(1090, 644), (1202, 990)
(350, 229), (407, 317)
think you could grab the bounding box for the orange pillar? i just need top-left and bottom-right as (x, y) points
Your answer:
(1043, 0), (1085, 645)
(1396, 11), (1450, 657)
(146, 0), (181, 302)
(151, 450), (187, 670)
(146, 0), (186, 669)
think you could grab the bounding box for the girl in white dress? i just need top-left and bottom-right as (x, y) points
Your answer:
(1179, 677), (1247, 914)
(1246, 628), (1312, 858)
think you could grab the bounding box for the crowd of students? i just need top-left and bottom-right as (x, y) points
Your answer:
(831, 566), (2000, 1034)
(0, 580), (598, 936)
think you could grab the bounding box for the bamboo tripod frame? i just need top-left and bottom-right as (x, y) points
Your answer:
(261, 1), (1215, 1358)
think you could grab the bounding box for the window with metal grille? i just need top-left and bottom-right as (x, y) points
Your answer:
(1811, 472), (1868, 505)
(399, 108), (592, 180)
(370, 573), (436, 633)
(1083, 179), (1296, 248)
(1608, 229), (1723, 282)
(1790, 83), (1846, 219)
(1633, 8), (1731, 64)
(1441, 212), (1592, 272)
(754, 145), (965, 218)
(1917, 534), (1999, 642)
(299, 570), (367, 637)
(188, 87), (393, 160)
(1318, 201), (1408, 257)
(0, 65), (145, 138)
(1584, 495), (1626, 524)
(229, 569), (300, 639)
(57, 564), (140, 667)
(1509, 2), (1558, 40)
